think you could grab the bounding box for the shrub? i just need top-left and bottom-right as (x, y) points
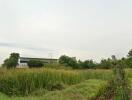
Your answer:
(78, 60), (96, 69)
(2, 53), (19, 69)
(98, 59), (113, 69)
(128, 49), (132, 58)
(44, 63), (72, 70)
(123, 57), (132, 68)
(59, 55), (78, 68)
(27, 60), (44, 68)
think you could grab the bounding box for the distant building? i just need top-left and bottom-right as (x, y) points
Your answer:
(17, 57), (58, 68)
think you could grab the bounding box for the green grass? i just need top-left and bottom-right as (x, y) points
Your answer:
(126, 69), (132, 78)
(1, 68), (128, 100)
(0, 92), (9, 100)
(0, 68), (112, 96)
(0, 66), (132, 100)
(0, 79), (107, 100)
(0, 68), (82, 96)
(128, 78), (132, 100)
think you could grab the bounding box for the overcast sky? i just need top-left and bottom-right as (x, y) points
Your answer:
(0, 0), (132, 63)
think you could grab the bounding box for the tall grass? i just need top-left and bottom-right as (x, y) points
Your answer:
(0, 68), (112, 96)
(92, 64), (130, 100)
(113, 63), (130, 100)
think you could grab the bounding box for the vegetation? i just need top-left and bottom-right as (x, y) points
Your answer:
(0, 68), (131, 100)
(98, 58), (113, 69)
(2, 53), (19, 69)
(93, 58), (130, 100)
(2, 48), (132, 69)
(27, 60), (44, 68)
(128, 49), (132, 58)
(0, 49), (132, 100)
(59, 49), (132, 69)
(0, 79), (107, 100)
(78, 60), (96, 69)
(59, 55), (78, 68)
(0, 68), (112, 96)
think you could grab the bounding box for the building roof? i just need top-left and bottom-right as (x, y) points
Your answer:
(19, 57), (58, 60)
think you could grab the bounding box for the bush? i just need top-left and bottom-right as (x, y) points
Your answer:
(121, 57), (132, 68)
(44, 63), (72, 70)
(27, 60), (44, 68)
(59, 55), (78, 68)
(98, 59), (113, 69)
(78, 60), (96, 69)
(128, 49), (132, 58)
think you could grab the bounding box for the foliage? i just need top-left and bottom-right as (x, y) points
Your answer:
(123, 57), (132, 68)
(78, 60), (96, 69)
(38, 79), (106, 100)
(128, 49), (132, 58)
(0, 79), (107, 100)
(10, 53), (19, 60)
(99, 58), (113, 69)
(94, 59), (130, 100)
(2, 53), (19, 69)
(119, 49), (132, 68)
(113, 60), (130, 100)
(27, 60), (44, 68)
(44, 63), (72, 70)
(0, 68), (111, 96)
(59, 55), (78, 68)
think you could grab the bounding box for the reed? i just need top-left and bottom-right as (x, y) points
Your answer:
(0, 68), (112, 96)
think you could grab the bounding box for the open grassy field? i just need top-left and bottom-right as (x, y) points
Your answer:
(0, 68), (131, 100)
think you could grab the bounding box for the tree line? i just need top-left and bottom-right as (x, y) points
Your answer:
(59, 49), (132, 69)
(2, 49), (132, 69)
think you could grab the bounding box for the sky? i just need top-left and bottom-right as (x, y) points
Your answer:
(0, 0), (132, 63)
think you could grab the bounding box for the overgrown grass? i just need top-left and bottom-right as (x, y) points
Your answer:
(0, 79), (107, 100)
(126, 69), (132, 78)
(44, 63), (72, 70)
(0, 68), (112, 96)
(93, 66), (131, 100)
(0, 68), (131, 100)
(128, 78), (132, 99)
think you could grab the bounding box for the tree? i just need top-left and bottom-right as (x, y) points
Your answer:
(99, 58), (113, 69)
(10, 53), (19, 60)
(3, 53), (20, 69)
(78, 60), (83, 69)
(27, 60), (44, 68)
(59, 55), (78, 68)
(121, 49), (132, 68)
(78, 60), (96, 69)
(128, 49), (132, 58)
(59, 55), (69, 66)
(122, 57), (132, 68)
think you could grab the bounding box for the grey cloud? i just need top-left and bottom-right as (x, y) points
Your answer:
(0, 42), (54, 52)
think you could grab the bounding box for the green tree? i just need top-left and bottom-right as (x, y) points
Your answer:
(79, 60), (96, 69)
(10, 53), (19, 60)
(3, 53), (20, 69)
(59, 55), (78, 68)
(99, 58), (113, 69)
(128, 49), (132, 58)
(122, 57), (132, 68)
(121, 49), (132, 68)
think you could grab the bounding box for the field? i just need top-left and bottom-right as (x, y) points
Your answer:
(0, 68), (131, 100)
